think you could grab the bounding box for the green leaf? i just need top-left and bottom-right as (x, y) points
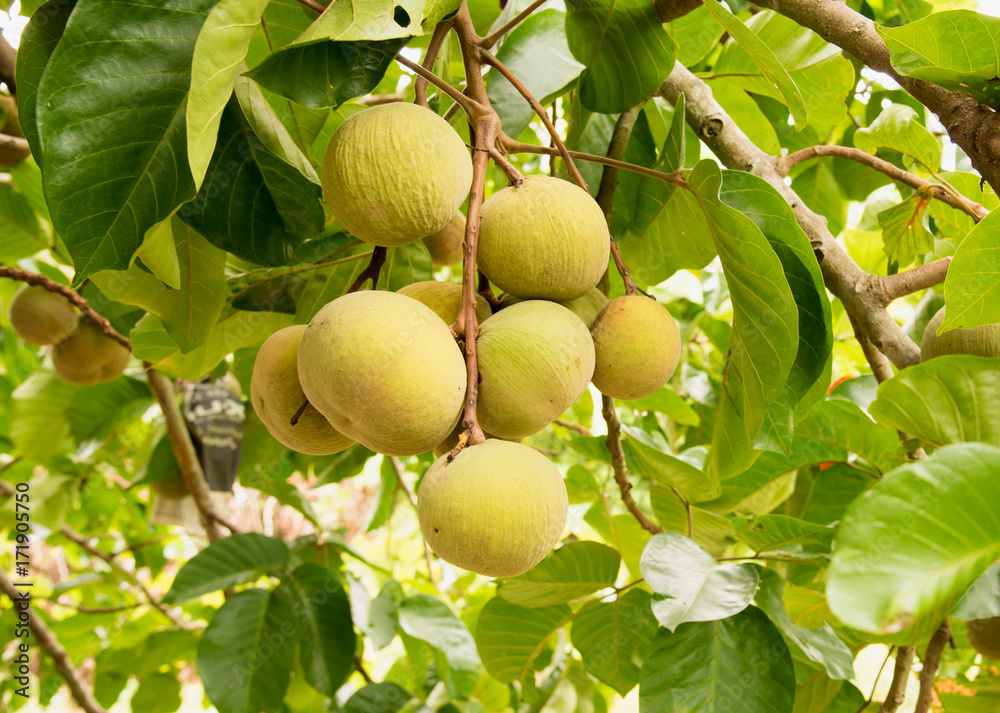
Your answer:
(869, 356), (1000, 448)
(15, 0), (75, 165)
(67, 377), (151, 444)
(178, 88), (324, 266)
(952, 562), (1000, 620)
(877, 189), (934, 266)
(639, 532), (759, 631)
(130, 673), (182, 713)
(940, 206), (1000, 331)
(854, 103), (940, 170)
(706, 78), (781, 155)
(487, 9), (583, 138)
(783, 583), (836, 630)
(496, 541), (621, 608)
(36, 0), (216, 281)
(879, 10), (1000, 110)
(797, 399), (902, 475)
(650, 488), (739, 555)
(700, 0), (807, 129)
(367, 580), (403, 650)
(827, 443), (1000, 642)
(755, 569), (854, 680)
(164, 534), (289, 603)
(474, 597), (570, 684)
(11, 370), (75, 460)
(136, 218), (182, 289)
(791, 160), (847, 237)
(343, 683), (414, 713)
(564, 0), (676, 114)
(279, 564), (355, 695)
(669, 6), (724, 67)
(187, 0), (271, 189)
(729, 515), (834, 560)
(625, 387), (700, 426)
(0, 183), (47, 262)
(197, 588), (295, 713)
(570, 589), (658, 696)
(397, 595), (480, 698)
(365, 457), (398, 532)
(927, 171), (999, 243)
(247, 37), (407, 110)
(620, 428), (719, 502)
(799, 463), (874, 526)
(91, 218), (228, 353)
(639, 606), (796, 713)
(584, 505), (652, 578)
(295, 0), (463, 42)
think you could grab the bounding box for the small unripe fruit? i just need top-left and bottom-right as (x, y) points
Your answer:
(591, 295), (680, 400)
(422, 212), (466, 267)
(477, 301), (595, 439)
(297, 291), (466, 456)
(920, 307), (1000, 360)
(51, 322), (130, 386)
(418, 440), (568, 577)
(251, 326), (354, 456)
(478, 176), (610, 300)
(397, 280), (492, 326)
(8, 286), (79, 346)
(967, 616), (1000, 660)
(321, 104), (473, 247)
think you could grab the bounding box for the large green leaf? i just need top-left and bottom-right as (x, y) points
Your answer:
(700, 0), (807, 129)
(129, 673), (182, 713)
(164, 534), (289, 603)
(570, 589), (659, 696)
(36, 0), (216, 281)
(11, 370), (75, 460)
(827, 443), (1000, 642)
(639, 606), (796, 713)
(952, 562), (1000, 621)
(941, 206), (1000, 331)
(197, 588), (295, 713)
(879, 10), (1000, 110)
(279, 564), (355, 695)
(928, 170), (1000, 242)
(639, 532), (759, 631)
(669, 6), (724, 66)
(713, 11), (854, 127)
(91, 218), (227, 353)
(497, 541), (621, 608)
(294, 0), (463, 42)
(343, 683), (414, 713)
(474, 597), (571, 684)
(854, 103), (941, 170)
(791, 160), (846, 237)
(564, 0), (676, 114)
(487, 9), (583, 138)
(397, 595), (480, 698)
(869, 356), (1000, 448)
(877, 189), (934, 266)
(620, 427), (720, 502)
(796, 399), (902, 475)
(67, 377), (152, 443)
(729, 515), (835, 560)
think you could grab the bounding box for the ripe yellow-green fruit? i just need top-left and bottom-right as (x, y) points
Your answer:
(422, 212), (466, 267)
(478, 176), (609, 300)
(418, 440), (568, 577)
(397, 280), (492, 326)
(321, 104), (473, 247)
(51, 322), (130, 386)
(8, 286), (79, 346)
(920, 307), (1000, 360)
(251, 326), (354, 456)
(499, 287), (609, 329)
(477, 301), (595, 439)
(967, 617), (1000, 660)
(152, 473), (189, 500)
(297, 291), (466, 456)
(591, 295), (680, 400)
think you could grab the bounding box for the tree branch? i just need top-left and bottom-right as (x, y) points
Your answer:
(602, 394), (663, 535)
(356, 92), (408, 107)
(0, 33), (17, 95)
(146, 367), (240, 540)
(347, 246), (388, 292)
(0, 568), (109, 713)
(0, 267), (131, 350)
(654, 0), (703, 23)
(395, 53), (479, 116)
(878, 645), (915, 713)
(658, 63), (923, 369)
(0, 133), (29, 153)
(881, 258), (951, 302)
(479, 0), (548, 48)
(781, 145), (988, 221)
(501, 136), (685, 186)
(291, 0), (326, 14)
(595, 105), (643, 214)
(415, 20), (454, 108)
(488, 146), (525, 185)
(915, 619), (951, 713)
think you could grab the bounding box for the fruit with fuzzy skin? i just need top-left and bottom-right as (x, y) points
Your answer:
(477, 301), (595, 439)
(591, 295), (680, 400)
(920, 307), (1000, 360)
(322, 103), (472, 247)
(499, 287), (609, 329)
(478, 176), (609, 300)
(422, 212), (466, 267)
(418, 440), (568, 577)
(251, 325), (354, 456)
(967, 617), (1000, 660)
(297, 291), (466, 456)
(51, 322), (130, 386)
(8, 286), (79, 346)
(397, 280), (492, 326)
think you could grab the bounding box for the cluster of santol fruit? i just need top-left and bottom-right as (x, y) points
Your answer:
(250, 103), (682, 578)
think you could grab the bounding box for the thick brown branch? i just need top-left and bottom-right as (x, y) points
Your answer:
(881, 258), (951, 302)
(415, 20), (454, 108)
(502, 136), (686, 186)
(0, 267), (131, 350)
(0, 133), (29, 153)
(356, 92), (407, 107)
(602, 394), (663, 535)
(0, 568), (109, 713)
(0, 33), (16, 95)
(654, 0), (703, 23)
(488, 146), (525, 185)
(879, 646), (915, 713)
(658, 63), (922, 369)
(781, 145), (987, 221)
(479, 0), (548, 48)
(395, 53), (479, 116)
(146, 367), (240, 540)
(915, 619), (951, 713)
(595, 106), (642, 215)
(347, 246), (388, 292)
(848, 313), (895, 384)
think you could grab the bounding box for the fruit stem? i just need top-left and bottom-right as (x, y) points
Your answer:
(609, 239), (639, 296)
(415, 19), (454, 109)
(477, 268), (500, 310)
(347, 246), (387, 292)
(289, 399), (309, 426)
(478, 0), (548, 49)
(487, 145), (524, 186)
(395, 53), (479, 117)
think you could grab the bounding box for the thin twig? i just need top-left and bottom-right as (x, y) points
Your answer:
(610, 239), (639, 296)
(354, 654), (374, 684)
(878, 646), (915, 713)
(390, 457), (436, 585)
(671, 486), (693, 539)
(291, 0), (326, 14)
(553, 418), (592, 437)
(395, 53), (479, 116)
(488, 146), (525, 185)
(915, 620), (951, 713)
(479, 0), (548, 48)
(347, 246), (388, 292)
(602, 394), (663, 535)
(477, 268), (500, 310)
(415, 20), (454, 108)
(0, 266), (131, 350)
(0, 568), (109, 713)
